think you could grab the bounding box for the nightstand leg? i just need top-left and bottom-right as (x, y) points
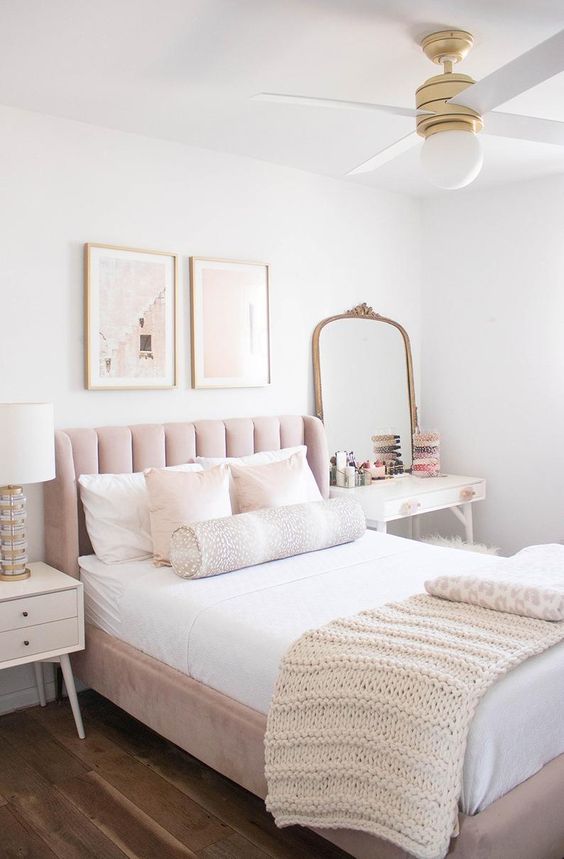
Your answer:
(33, 662), (46, 707)
(376, 521), (387, 534)
(59, 654), (85, 739)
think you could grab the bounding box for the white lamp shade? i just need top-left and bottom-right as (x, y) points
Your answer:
(0, 403), (55, 485)
(420, 130), (483, 190)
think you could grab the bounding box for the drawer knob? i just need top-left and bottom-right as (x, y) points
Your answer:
(22, 611), (28, 617)
(460, 487), (476, 501)
(24, 640), (29, 646)
(401, 500), (421, 515)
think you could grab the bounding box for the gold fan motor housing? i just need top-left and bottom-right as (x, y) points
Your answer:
(420, 30), (474, 65)
(416, 30), (483, 139)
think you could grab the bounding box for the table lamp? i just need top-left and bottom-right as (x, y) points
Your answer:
(0, 403), (55, 581)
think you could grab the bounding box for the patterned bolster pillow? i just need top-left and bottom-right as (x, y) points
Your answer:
(170, 497), (366, 579)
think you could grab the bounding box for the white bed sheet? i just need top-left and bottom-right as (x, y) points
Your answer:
(79, 530), (564, 815)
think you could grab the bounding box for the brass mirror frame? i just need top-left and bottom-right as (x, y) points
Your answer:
(313, 302), (418, 453)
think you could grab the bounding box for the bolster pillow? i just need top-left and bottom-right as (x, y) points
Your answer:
(170, 497), (366, 579)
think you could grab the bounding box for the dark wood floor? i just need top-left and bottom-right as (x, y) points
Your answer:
(0, 690), (349, 858)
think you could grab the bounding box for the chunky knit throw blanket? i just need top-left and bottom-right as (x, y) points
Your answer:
(265, 594), (564, 859)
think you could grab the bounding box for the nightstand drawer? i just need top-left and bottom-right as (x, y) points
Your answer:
(0, 589), (77, 633)
(0, 617), (79, 662)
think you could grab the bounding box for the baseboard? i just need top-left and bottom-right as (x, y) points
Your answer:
(0, 679), (57, 715)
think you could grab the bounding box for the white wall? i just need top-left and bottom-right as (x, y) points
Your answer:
(421, 175), (564, 555)
(0, 105), (422, 711)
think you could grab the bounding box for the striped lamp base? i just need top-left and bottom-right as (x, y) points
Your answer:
(0, 486), (31, 581)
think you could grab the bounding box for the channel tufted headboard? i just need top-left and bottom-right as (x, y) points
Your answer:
(44, 415), (329, 577)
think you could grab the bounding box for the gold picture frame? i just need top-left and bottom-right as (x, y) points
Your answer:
(190, 257), (271, 389)
(85, 243), (178, 390)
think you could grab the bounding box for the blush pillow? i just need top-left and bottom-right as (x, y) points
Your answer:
(230, 450), (322, 514)
(145, 464), (232, 566)
(78, 464), (203, 564)
(170, 497), (366, 579)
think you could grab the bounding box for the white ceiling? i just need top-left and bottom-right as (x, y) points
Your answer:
(2, 0), (564, 195)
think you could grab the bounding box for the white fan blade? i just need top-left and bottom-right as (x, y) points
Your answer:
(485, 111), (564, 146)
(347, 131), (420, 175)
(452, 28), (564, 115)
(253, 92), (426, 119)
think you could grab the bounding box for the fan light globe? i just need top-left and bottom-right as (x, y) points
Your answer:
(420, 130), (483, 190)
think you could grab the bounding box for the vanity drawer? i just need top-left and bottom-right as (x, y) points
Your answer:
(383, 481), (486, 520)
(0, 590), (77, 633)
(0, 617), (79, 663)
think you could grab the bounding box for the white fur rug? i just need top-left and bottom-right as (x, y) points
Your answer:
(421, 535), (499, 555)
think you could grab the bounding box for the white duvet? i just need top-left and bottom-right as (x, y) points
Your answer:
(79, 530), (564, 815)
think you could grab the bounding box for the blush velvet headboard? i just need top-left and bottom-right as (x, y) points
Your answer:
(44, 414), (329, 578)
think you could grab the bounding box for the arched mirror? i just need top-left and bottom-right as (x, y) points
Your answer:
(313, 303), (418, 468)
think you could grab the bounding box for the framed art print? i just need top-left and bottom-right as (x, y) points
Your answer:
(190, 257), (270, 388)
(85, 243), (177, 390)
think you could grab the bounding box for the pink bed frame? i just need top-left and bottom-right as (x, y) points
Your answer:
(44, 415), (564, 859)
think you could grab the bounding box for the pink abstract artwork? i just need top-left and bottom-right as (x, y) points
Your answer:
(191, 258), (270, 389)
(86, 245), (177, 389)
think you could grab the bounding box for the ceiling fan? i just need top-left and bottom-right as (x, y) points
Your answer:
(253, 28), (564, 189)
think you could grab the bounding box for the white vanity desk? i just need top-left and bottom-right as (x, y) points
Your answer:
(330, 473), (486, 541)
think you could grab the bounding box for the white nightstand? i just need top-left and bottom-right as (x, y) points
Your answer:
(0, 561), (85, 738)
(331, 473), (486, 541)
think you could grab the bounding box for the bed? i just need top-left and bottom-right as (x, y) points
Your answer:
(44, 415), (564, 859)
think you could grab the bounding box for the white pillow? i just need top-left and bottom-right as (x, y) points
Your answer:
(195, 445), (306, 512)
(230, 450), (322, 514)
(78, 464), (203, 564)
(194, 445), (306, 469)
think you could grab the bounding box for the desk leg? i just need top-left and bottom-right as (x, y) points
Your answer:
(463, 503), (474, 544)
(376, 521), (387, 534)
(412, 515), (421, 541)
(33, 662), (46, 707)
(59, 654), (85, 739)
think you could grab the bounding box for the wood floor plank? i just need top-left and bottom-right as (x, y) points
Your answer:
(9, 792), (129, 859)
(32, 697), (230, 852)
(82, 701), (291, 856)
(58, 770), (198, 858)
(98, 752), (229, 852)
(0, 736), (60, 799)
(0, 710), (89, 785)
(4, 694), (348, 859)
(0, 734), (128, 859)
(141, 746), (347, 859)
(79, 692), (173, 760)
(0, 804), (58, 859)
(198, 832), (270, 858)
(30, 703), (140, 769)
(82, 695), (347, 857)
